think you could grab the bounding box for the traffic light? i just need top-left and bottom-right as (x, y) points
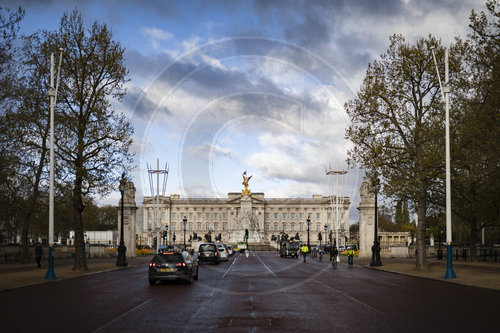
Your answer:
(245, 229), (249, 240)
(173, 234), (176, 241)
(163, 231), (167, 240)
(318, 232), (322, 241)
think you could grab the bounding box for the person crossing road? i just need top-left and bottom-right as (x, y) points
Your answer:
(301, 244), (309, 263)
(331, 246), (338, 269)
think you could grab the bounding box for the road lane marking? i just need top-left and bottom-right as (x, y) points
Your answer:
(92, 298), (153, 332)
(256, 254), (279, 279)
(312, 278), (388, 318)
(222, 256), (239, 278)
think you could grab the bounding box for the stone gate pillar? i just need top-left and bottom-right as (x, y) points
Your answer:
(117, 181), (138, 258)
(358, 181), (375, 258)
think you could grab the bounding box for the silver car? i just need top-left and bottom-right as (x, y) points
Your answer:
(217, 244), (229, 261)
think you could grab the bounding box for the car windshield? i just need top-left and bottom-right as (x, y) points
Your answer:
(200, 244), (216, 251)
(155, 253), (183, 263)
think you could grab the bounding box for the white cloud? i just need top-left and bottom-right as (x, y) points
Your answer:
(141, 27), (173, 40)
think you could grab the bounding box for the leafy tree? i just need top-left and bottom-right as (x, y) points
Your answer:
(378, 205), (399, 232)
(345, 35), (452, 270)
(450, 0), (500, 260)
(0, 6), (24, 103)
(45, 10), (133, 271)
(0, 6), (27, 252)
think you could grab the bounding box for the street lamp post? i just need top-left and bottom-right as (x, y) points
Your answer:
(324, 225), (328, 249)
(438, 226), (443, 260)
(116, 174), (128, 267)
(370, 178), (382, 267)
(45, 50), (63, 280)
(431, 46), (456, 279)
(183, 218), (187, 250)
(307, 218), (311, 250)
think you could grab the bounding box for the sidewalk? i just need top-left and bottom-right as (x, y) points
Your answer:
(314, 255), (500, 291)
(0, 256), (152, 292)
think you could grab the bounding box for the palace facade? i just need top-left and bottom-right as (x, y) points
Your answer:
(136, 192), (350, 248)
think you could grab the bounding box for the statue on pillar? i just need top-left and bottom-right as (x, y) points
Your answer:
(241, 171), (252, 197)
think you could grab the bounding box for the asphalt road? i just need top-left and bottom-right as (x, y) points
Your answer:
(1, 251), (498, 332)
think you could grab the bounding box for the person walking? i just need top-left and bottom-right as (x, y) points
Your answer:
(35, 243), (43, 269)
(319, 247), (324, 262)
(347, 246), (354, 267)
(331, 246), (338, 269)
(301, 244), (309, 263)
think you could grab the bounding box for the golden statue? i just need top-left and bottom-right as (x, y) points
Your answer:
(242, 171), (252, 197)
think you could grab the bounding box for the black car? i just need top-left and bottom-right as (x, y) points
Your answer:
(197, 243), (221, 264)
(148, 251), (198, 285)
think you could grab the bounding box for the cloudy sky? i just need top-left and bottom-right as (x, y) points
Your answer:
(7, 0), (484, 222)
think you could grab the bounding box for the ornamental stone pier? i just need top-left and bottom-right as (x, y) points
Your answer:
(117, 181), (138, 258)
(358, 181), (375, 258)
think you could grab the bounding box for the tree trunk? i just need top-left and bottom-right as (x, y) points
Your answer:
(469, 218), (479, 262)
(72, 166), (88, 271)
(20, 219), (30, 264)
(415, 177), (427, 271)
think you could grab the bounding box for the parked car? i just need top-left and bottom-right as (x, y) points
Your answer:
(148, 250), (198, 285)
(217, 243), (229, 261)
(198, 243), (221, 264)
(226, 244), (234, 256)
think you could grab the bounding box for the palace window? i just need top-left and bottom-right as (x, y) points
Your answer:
(274, 224), (278, 231)
(214, 213), (218, 219)
(189, 212), (193, 219)
(274, 213), (278, 219)
(206, 213), (210, 219)
(197, 213), (201, 219)
(214, 223), (218, 231)
(282, 213), (287, 219)
(300, 213), (304, 219)
(172, 223), (176, 231)
(172, 213), (176, 219)
(300, 224), (303, 231)
(223, 213), (227, 219)
(291, 224), (295, 231)
(223, 223), (227, 231)
(291, 213), (295, 219)
(265, 224), (269, 231)
(197, 223), (201, 231)
(283, 224), (287, 232)
(317, 213), (320, 219)
(206, 223), (210, 231)
(189, 224), (193, 231)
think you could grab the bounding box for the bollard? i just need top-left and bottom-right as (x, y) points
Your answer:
(456, 249), (459, 261)
(462, 248), (467, 262)
(483, 249), (487, 262)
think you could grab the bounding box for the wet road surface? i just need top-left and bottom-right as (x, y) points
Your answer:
(1, 251), (498, 332)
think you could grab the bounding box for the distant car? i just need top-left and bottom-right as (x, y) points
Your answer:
(217, 243), (229, 261)
(226, 244), (234, 256)
(148, 251), (198, 285)
(338, 246), (346, 253)
(198, 243), (221, 264)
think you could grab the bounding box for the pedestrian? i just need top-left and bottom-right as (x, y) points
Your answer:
(347, 246), (354, 267)
(319, 247), (324, 262)
(35, 243), (43, 269)
(331, 246), (338, 269)
(301, 244), (309, 263)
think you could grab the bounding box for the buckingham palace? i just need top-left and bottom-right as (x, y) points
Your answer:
(135, 191), (350, 249)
